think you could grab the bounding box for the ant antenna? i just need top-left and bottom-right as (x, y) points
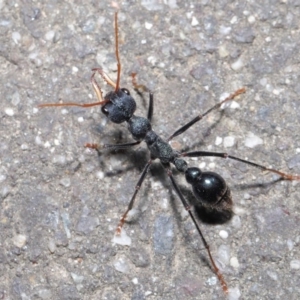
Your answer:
(114, 12), (121, 92)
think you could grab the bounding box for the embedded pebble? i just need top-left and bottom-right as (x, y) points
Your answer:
(12, 91), (20, 106)
(37, 288), (52, 299)
(141, 0), (163, 11)
(71, 272), (84, 284)
(244, 132), (263, 148)
(96, 171), (104, 179)
(52, 155), (67, 165)
(217, 244), (230, 265)
(61, 212), (71, 238)
(290, 260), (300, 269)
(228, 286), (241, 300)
(248, 15), (256, 24)
(219, 45), (229, 58)
(113, 255), (130, 273)
(154, 215), (174, 255)
(59, 177), (71, 187)
(230, 257), (240, 268)
(219, 230), (229, 239)
(145, 22), (153, 30)
(0, 173), (7, 182)
(287, 239), (294, 251)
(12, 31), (21, 44)
(215, 136), (222, 146)
(112, 229), (132, 246)
(13, 234), (27, 248)
(219, 25), (231, 35)
(191, 16), (199, 26)
(48, 238), (56, 253)
(132, 278), (138, 284)
(45, 30), (55, 41)
(223, 136), (235, 147)
(231, 57), (244, 71)
(1, 186), (10, 199)
(5, 108), (14, 116)
(206, 276), (217, 286)
(231, 215), (241, 229)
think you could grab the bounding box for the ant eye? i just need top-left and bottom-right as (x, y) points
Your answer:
(101, 106), (109, 116)
(121, 88), (130, 95)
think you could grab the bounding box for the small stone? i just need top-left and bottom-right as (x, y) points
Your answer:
(71, 272), (84, 284)
(12, 91), (20, 106)
(224, 136), (235, 147)
(248, 15), (256, 24)
(113, 255), (130, 273)
(145, 22), (153, 30)
(218, 244), (230, 265)
(230, 256), (240, 268)
(290, 260), (300, 269)
(231, 57), (244, 71)
(37, 288), (52, 299)
(45, 30), (55, 41)
(13, 234), (27, 248)
(219, 45), (229, 58)
(112, 229), (131, 246)
(59, 177), (71, 187)
(191, 16), (199, 26)
(48, 238), (56, 253)
(219, 230), (229, 239)
(5, 108), (14, 116)
(52, 155), (66, 165)
(12, 31), (21, 44)
(215, 136), (222, 146)
(244, 132), (263, 148)
(132, 278), (138, 284)
(228, 286), (241, 300)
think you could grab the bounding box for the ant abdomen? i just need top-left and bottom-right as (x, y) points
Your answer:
(185, 167), (233, 223)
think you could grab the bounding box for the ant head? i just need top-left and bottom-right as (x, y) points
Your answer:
(101, 88), (136, 123)
(92, 13), (136, 124)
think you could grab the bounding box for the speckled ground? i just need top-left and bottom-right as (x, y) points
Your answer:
(0, 1), (300, 300)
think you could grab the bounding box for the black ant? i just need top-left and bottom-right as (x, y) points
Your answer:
(39, 12), (300, 295)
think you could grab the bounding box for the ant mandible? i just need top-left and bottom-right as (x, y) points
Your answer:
(39, 12), (300, 295)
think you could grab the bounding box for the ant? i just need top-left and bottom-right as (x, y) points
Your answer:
(39, 12), (300, 295)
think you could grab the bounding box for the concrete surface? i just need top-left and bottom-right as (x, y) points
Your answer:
(0, 1), (300, 299)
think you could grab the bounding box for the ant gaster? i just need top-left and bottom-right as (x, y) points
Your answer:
(39, 12), (300, 295)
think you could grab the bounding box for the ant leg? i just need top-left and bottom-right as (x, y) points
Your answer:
(182, 151), (300, 181)
(131, 73), (153, 122)
(39, 71), (109, 108)
(166, 167), (228, 294)
(131, 72), (149, 92)
(92, 68), (117, 90)
(116, 159), (152, 235)
(85, 141), (141, 152)
(168, 88), (246, 141)
(147, 92), (154, 122)
(104, 141), (141, 150)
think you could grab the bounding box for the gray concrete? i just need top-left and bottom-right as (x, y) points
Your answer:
(0, 1), (300, 299)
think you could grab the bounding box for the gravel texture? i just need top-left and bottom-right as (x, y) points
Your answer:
(1, 1), (300, 300)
